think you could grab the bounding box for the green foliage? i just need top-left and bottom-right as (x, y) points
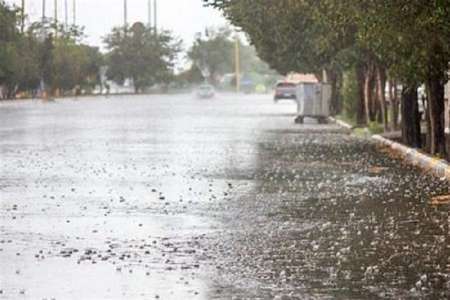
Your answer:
(204, 1), (351, 76)
(0, 2), (102, 98)
(186, 26), (277, 86)
(205, 0), (450, 150)
(175, 66), (204, 85)
(0, 1), (20, 91)
(52, 41), (102, 92)
(104, 22), (181, 93)
(205, 0), (450, 84)
(188, 27), (234, 83)
(367, 121), (384, 135)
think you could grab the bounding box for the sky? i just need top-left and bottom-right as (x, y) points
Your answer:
(7, 0), (228, 49)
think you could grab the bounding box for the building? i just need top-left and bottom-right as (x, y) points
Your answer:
(285, 73), (319, 84)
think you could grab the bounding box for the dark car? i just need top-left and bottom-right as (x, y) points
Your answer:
(274, 82), (297, 102)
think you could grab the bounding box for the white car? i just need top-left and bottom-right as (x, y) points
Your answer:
(196, 84), (215, 99)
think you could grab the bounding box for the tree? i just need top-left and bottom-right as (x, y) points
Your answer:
(187, 27), (235, 85)
(0, 5), (101, 100)
(0, 1), (20, 98)
(52, 38), (103, 93)
(206, 0), (450, 157)
(104, 22), (181, 93)
(204, 0), (353, 116)
(350, 1), (450, 154)
(186, 26), (276, 87)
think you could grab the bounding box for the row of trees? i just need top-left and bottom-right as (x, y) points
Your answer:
(0, 1), (182, 98)
(185, 26), (277, 86)
(0, 2), (103, 99)
(1, 2), (276, 99)
(205, 0), (450, 157)
(104, 23), (181, 94)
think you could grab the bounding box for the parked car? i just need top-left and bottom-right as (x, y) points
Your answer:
(274, 82), (297, 102)
(196, 84), (215, 99)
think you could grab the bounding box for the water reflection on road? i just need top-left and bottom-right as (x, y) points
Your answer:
(0, 94), (449, 299)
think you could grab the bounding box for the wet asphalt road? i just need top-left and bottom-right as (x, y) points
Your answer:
(0, 94), (449, 300)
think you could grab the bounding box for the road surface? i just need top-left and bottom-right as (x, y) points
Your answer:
(0, 94), (449, 299)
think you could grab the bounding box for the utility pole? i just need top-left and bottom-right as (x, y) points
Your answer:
(153, 0), (157, 34)
(21, 0), (25, 33)
(124, 0), (128, 28)
(42, 0), (46, 21)
(54, 0), (58, 36)
(147, 0), (152, 28)
(54, 0), (57, 23)
(72, 0), (76, 25)
(64, 0), (68, 28)
(235, 37), (241, 93)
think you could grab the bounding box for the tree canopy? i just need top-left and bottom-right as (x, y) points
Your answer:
(205, 0), (450, 156)
(104, 22), (181, 93)
(0, 1), (102, 99)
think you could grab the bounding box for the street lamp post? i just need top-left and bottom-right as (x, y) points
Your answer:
(148, 0), (152, 27)
(42, 0), (46, 21)
(21, 0), (25, 33)
(54, 0), (58, 37)
(235, 37), (241, 93)
(153, 0), (157, 34)
(124, 0), (128, 28)
(64, 0), (68, 28)
(54, 0), (57, 23)
(72, 0), (76, 25)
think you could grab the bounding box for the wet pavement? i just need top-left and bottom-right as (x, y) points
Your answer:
(0, 94), (449, 300)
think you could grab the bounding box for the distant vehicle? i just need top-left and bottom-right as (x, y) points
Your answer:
(274, 82), (297, 102)
(196, 84), (215, 99)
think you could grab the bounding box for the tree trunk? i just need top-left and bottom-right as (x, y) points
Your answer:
(401, 85), (421, 148)
(356, 65), (366, 126)
(363, 62), (378, 124)
(423, 95), (431, 152)
(364, 66), (373, 124)
(389, 80), (399, 131)
(376, 66), (388, 131)
(6, 85), (16, 100)
(426, 72), (446, 156)
(328, 70), (339, 116)
(133, 76), (139, 94)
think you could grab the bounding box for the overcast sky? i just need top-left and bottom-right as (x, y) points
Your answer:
(7, 0), (228, 49)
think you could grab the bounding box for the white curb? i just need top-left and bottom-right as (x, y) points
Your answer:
(330, 117), (450, 181)
(372, 135), (450, 181)
(328, 117), (353, 130)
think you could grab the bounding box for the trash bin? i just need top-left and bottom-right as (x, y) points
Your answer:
(295, 83), (331, 124)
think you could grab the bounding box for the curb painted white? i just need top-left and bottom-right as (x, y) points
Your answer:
(372, 135), (450, 181)
(329, 117), (353, 130)
(330, 117), (450, 181)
